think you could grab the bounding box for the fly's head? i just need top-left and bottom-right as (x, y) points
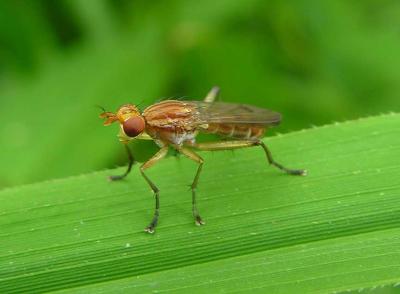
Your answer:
(100, 104), (146, 139)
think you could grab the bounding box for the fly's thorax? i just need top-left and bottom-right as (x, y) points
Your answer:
(203, 123), (266, 140)
(143, 100), (201, 130)
(142, 100), (202, 145)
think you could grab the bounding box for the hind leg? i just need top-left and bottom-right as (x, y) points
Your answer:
(190, 140), (306, 176)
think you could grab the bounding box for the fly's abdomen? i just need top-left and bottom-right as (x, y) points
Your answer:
(204, 123), (265, 140)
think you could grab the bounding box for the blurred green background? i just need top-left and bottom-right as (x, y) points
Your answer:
(1, 0), (399, 189)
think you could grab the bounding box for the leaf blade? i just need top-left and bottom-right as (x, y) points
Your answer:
(0, 114), (399, 293)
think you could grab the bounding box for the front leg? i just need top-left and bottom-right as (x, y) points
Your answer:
(109, 144), (135, 181)
(109, 132), (154, 181)
(140, 146), (169, 233)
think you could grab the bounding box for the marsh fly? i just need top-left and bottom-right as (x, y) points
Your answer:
(100, 87), (306, 233)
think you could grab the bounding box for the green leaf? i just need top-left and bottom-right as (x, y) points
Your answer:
(1, 113), (400, 293)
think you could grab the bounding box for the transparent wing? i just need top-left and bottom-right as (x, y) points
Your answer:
(186, 101), (281, 126)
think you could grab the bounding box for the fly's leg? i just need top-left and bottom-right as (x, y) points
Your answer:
(190, 140), (307, 176)
(109, 144), (135, 181)
(141, 146), (169, 233)
(258, 141), (306, 175)
(176, 147), (205, 226)
(203, 86), (220, 103)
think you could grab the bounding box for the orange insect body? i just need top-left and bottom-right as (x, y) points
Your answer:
(143, 100), (201, 146)
(110, 99), (281, 146)
(100, 87), (305, 233)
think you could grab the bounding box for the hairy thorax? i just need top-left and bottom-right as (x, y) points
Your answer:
(143, 100), (202, 145)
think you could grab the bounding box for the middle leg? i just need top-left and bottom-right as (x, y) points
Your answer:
(175, 146), (206, 226)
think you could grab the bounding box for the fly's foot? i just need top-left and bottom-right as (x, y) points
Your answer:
(144, 225), (155, 234)
(270, 161), (307, 177)
(195, 215), (206, 226)
(287, 169), (307, 176)
(144, 213), (159, 234)
(144, 221), (157, 233)
(108, 175), (125, 181)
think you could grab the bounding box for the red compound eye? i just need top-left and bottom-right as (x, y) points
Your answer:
(122, 116), (145, 137)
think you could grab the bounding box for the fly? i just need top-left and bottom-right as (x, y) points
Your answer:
(100, 87), (306, 233)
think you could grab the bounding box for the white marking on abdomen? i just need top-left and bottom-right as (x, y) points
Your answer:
(229, 126), (235, 137)
(245, 127), (252, 139)
(170, 131), (197, 145)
